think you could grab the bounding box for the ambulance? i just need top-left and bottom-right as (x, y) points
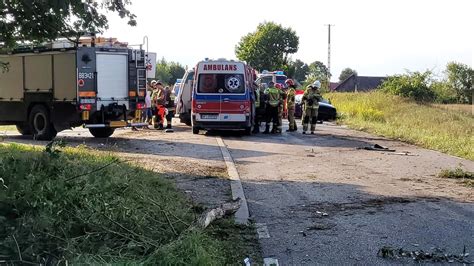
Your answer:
(191, 59), (256, 134)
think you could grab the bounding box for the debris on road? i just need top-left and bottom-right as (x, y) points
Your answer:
(197, 198), (242, 228)
(315, 211), (329, 216)
(387, 151), (418, 156)
(358, 144), (396, 152)
(378, 245), (472, 263)
(307, 222), (335, 231)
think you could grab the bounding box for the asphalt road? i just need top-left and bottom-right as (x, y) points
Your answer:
(221, 121), (473, 265)
(2, 121), (473, 264)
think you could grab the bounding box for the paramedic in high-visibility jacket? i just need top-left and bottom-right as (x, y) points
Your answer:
(264, 81), (284, 134)
(302, 80), (323, 134)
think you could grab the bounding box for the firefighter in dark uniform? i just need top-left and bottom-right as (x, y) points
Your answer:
(285, 79), (297, 132)
(163, 86), (175, 132)
(152, 81), (165, 130)
(302, 80), (323, 134)
(275, 83), (286, 133)
(252, 83), (268, 133)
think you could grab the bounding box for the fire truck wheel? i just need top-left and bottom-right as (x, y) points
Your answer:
(244, 126), (252, 136)
(16, 123), (32, 135)
(29, 105), (57, 140)
(89, 128), (115, 138)
(192, 126), (200, 135)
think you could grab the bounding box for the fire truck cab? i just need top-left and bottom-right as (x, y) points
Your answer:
(191, 59), (256, 134)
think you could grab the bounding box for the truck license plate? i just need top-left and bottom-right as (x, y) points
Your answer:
(201, 114), (217, 119)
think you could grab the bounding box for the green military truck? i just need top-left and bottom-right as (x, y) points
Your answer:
(0, 43), (149, 140)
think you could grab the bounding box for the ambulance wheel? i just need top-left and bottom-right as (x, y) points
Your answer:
(16, 123), (32, 135)
(29, 105), (57, 140)
(192, 126), (200, 135)
(89, 128), (115, 138)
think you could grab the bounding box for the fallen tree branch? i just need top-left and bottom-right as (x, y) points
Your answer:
(197, 198), (242, 229)
(66, 158), (121, 181)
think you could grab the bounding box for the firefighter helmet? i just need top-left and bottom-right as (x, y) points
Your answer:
(275, 83), (283, 89)
(312, 80), (321, 89)
(285, 79), (294, 86)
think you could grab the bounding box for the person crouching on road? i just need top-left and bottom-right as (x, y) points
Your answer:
(285, 79), (297, 132)
(302, 80), (323, 134)
(263, 81), (282, 134)
(152, 81), (166, 130)
(163, 86), (175, 131)
(253, 83), (268, 133)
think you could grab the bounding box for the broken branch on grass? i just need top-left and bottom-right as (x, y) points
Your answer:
(11, 234), (22, 261)
(197, 198), (242, 229)
(141, 195), (191, 227)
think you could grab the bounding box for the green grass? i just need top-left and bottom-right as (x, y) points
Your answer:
(0, 143), (260, 265)
(326, 91), (474, 160)
(438, 167), (474, 187)
(432, 104), (473, 116)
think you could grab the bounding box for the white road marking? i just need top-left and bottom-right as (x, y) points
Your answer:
(216, 137), (250, 224)
(256, 223), (270, 239)
(263, 257), (280, 266)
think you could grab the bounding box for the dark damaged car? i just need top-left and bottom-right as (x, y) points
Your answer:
(294, 94), (337, 121)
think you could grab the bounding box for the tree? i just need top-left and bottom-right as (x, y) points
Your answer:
(292, 59), (309, 83)
(168, 62), (186, 84)
(306, 61), (329, 82)
(155, 58), (172, 85)
(339, 68), (358, 82)
(235, 22), (299, 71)
(0, 0), (136, 49)
(445, 62), (474, 104)
(303, 61), (330, 91)
(155, 58), (186, 85)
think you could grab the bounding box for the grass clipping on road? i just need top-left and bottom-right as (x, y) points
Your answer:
(326, 91), (474, 160)
(0, 143), (257, 265)
(438, 167), (474, 187)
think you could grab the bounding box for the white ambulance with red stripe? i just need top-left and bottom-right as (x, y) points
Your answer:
(191, 59), (256, 134)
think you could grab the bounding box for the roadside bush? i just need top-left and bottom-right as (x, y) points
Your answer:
(430, 80), (457, 103)
(380, 71), (435, 102)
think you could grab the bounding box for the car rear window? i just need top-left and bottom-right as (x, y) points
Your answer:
(197, 74), (245, 94)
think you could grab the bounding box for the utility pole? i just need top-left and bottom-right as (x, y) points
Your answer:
(325, 24), (334, 86)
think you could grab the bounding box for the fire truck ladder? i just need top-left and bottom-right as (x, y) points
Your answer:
(134, 49), (147, 97)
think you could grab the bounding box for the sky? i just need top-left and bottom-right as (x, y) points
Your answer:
(103, 0), (473, 81)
